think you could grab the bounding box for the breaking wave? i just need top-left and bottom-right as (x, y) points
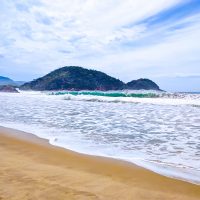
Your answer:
(49, 90), (159, 98)
(48, 90), (200, 106)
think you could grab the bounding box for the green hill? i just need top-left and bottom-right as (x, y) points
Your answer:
(21, 66), (124, 91)
(126, 78), (160, 90)
(21, 66), (161, 91)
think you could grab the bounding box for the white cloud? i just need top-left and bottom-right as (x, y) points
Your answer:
(0, 0), (181, 56)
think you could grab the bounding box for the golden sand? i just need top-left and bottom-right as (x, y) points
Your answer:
(0, 127), (199, 200)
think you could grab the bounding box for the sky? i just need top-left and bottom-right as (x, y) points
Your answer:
(0, 0), (200, 92)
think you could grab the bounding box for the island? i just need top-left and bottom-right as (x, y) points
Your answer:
(20, 66), (161, 91)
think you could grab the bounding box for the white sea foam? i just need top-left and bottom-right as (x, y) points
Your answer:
(0, 91), (200, 184)
(61, 93), (200, 106)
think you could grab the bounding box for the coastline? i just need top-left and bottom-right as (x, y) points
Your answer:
(0, 126), (200, 199)
(1, 92), (200, 186)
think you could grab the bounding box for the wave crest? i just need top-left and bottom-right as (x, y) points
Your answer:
(47, 91), (200, 106)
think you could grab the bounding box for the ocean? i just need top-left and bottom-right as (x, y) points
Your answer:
(0, 90), (200, 184)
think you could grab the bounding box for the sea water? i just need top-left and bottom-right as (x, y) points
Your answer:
(0, 90), (200, 184)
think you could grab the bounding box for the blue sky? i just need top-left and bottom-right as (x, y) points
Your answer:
(0, 0), (200, 91)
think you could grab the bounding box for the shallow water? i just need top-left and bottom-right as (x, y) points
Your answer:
(0, 91), (200, 184)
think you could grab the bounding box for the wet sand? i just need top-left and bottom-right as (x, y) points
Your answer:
(0, 126), (200, 200)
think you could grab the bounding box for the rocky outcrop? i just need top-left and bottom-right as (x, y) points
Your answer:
(0, 85), (19, 93)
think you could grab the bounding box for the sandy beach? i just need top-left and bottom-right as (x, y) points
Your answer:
(0, 126), (199, 200)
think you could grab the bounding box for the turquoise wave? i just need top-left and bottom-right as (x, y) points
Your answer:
(49, 91), (158, 98)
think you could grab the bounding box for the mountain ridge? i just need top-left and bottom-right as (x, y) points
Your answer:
(0, 76), (15, 85)
(0, 76), (25, 86)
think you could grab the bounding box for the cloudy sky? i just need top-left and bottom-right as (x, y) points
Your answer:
(0, 0), (200, 91)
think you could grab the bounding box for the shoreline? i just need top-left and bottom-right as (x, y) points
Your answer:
(0, 126), (200, 199)
(1, 123), (200, 185)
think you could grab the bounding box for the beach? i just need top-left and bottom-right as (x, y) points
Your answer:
(0, 126), (200, 200)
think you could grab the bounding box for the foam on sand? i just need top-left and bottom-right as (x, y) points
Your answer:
(1, 127), (200, 199)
